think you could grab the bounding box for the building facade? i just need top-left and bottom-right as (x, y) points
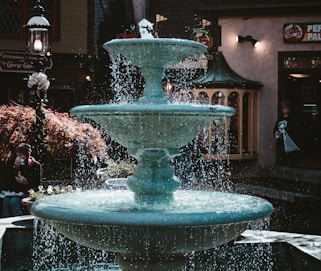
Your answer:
(1, 0), (320, 173)
(148, 0), (321, 172)
(0, 0), (94, 110)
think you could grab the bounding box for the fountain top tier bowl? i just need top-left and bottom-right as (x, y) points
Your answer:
(104, 38), (207, 104)
(103, 38), (206, 70)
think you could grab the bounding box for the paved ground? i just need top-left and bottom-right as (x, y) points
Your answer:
(239, 229), (321, 262)
(1, 216), (321, 262)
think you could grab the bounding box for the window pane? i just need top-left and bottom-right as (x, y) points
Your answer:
(242, 92), (249, 154)
(27, 0), (54, 10)
(212, 91), (225, 105)
(198, 92), (209, 104)
(0, 9), (21, 35)
(0, 0), (22, 8)
(228, 92), (239, 154)
(1, 0), (57, 38)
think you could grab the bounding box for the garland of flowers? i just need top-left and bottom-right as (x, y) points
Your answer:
(28, 185), (77, 202)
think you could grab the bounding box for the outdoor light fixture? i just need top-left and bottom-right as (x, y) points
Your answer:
(236, 35), (260, 47)
(289, 73), (311, 79)
(24, 0), (51, 152)
(25, 0), (51, 57)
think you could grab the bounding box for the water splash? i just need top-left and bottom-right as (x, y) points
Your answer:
(165, 57), (206, 104)
(109, 53), (143, 104)
(207, 117), (233, 192)
(32, 218), (118, 270)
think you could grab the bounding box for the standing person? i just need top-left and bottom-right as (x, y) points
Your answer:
(1, 143), (43, 217)
(273, 100), (301, 167)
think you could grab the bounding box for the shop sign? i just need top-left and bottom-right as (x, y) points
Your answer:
(0, 51), (53, 73)
(191, 28), (214, 51)
(284, 23), (321, 43)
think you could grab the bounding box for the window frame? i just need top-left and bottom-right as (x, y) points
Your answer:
(0, 0), (60, 41)
(190, 88), (260, 160)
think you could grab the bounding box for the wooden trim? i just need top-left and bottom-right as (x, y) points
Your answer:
(192, 87), (259, 160)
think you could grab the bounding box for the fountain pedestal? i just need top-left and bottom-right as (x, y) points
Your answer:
(127, 148), (180, 204)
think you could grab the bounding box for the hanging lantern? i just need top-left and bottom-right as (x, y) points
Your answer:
(25, 1), (51, 56)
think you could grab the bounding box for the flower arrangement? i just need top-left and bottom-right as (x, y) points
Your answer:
(28, 185), (77, 202)
(27, 72), (50, 91)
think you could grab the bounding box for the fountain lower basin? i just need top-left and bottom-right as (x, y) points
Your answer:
(31, 190), (273, 254)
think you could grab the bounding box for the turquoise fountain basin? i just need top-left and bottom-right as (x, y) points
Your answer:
(104, 38), (205, 69)
(104, 38), (207, 104)
(31, 190), (273, 253)
(70, 104), (235, 155)
(70, 103), (236, 201)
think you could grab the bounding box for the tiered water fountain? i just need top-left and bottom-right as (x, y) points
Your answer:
(31, 20), (273, 270)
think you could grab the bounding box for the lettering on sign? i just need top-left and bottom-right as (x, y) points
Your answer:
(284, 23), (321, 43)
(0, 51), (53, 73)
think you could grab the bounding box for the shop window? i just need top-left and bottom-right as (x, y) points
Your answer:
(190, 88), (259, 160)
(0, 0), (59, 40)
(198, 92), (209, 104)
(228, 92), (239, 155)
(212, 91), (225, 105)
(242, 92), (250, 154)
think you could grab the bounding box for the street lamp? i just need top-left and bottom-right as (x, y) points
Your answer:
(26, 0), (51, 57)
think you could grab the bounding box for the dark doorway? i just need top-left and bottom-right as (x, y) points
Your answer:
(0, 73), (26, 105)
(279, 52), (321, 169)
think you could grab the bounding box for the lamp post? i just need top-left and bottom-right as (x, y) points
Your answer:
(25, 0), (51, 157)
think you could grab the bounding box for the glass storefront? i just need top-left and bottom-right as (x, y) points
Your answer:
(279, 51), (321, 169)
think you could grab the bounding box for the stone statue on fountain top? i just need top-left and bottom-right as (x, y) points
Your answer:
(138, 18), (155, 38)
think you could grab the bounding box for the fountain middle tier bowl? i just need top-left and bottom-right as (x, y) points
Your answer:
(70, 103), (235, 154)
(31, 190), (273, 254)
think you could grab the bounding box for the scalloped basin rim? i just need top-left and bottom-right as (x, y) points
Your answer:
(104, 38), (207, 50)
(31, 191), (273, 227)
(70, 104), (236, 116)
(105, 37), (207, 44)
(103, 38), (207, 70)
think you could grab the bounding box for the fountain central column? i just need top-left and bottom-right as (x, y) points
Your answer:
(139, 68), (168, 104)
(127, 148), (181, 204)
